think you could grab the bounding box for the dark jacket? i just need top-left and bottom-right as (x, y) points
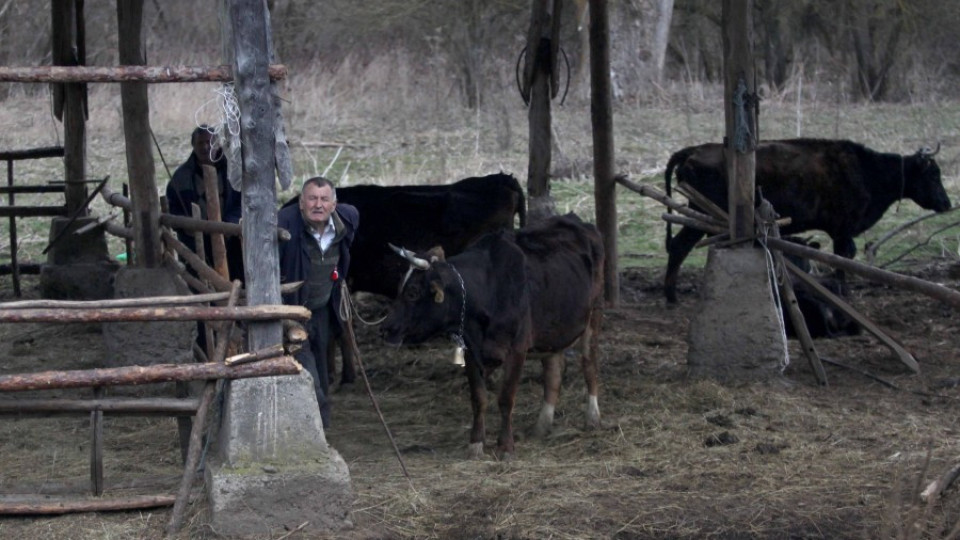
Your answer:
(166, 152), (245, 281)
(166, 152), (242, 225)
(278, 202), (359, 320)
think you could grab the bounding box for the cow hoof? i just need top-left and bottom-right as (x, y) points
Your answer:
(532, 420), (552, 439)
(467, 442), (484, 460)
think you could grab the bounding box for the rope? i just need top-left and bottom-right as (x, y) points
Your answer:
(193, 83), (243, 180)
(447, 263), (467, 351)
(337, 281), (414, 486)
(733, 78), (754, 153)
(756, 199), (790, 372)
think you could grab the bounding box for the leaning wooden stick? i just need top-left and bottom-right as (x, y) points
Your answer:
(161, 228), (233, 292)
(166, 281), (241, 535)
(782, 258), (920, 373)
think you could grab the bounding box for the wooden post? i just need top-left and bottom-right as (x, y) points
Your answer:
(52, 0), (89, 215)
(90, 386), (104, 496)
(722, 0), (756, 241)
(589, 0), (619, 306)
(6, 159), (19, 297)
(524, 0), (560, 220)
(117, 0), (161, 268)
(227, 0), (283, 351)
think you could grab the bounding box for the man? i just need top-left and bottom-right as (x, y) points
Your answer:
(166, 125), (244, 282)
(278, 177), (359, 428)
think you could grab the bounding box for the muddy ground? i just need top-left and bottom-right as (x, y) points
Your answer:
(1, 261), (959, 539)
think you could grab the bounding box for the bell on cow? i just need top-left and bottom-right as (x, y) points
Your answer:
(453, 346), (466, 367)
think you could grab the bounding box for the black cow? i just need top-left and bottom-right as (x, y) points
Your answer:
(663, 139), (950, 303)
(380, 213), (605, 459)
(284, 172), (527, 298)
(282, 173), (526, 386)
(779, 238), (860, 339)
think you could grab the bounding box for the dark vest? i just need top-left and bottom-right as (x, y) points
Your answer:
(302, 213), (347, 310)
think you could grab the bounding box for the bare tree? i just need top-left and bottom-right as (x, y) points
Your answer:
(651, 0), (674, 84)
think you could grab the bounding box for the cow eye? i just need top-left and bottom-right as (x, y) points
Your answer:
(403, 284), (421, 302)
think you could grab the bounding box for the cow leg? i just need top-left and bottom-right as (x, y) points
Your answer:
(496, 352), (525, 460)
(464, 359), (487, 459)
(665, 226), (706, 303)
(580, 307), (602, 430)
(831, 236), (857, 295)
(534, 353), (563, 438)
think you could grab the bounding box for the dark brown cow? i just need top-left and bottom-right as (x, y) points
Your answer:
(380, 213), (604, 459)
(663, 139), (951, 303)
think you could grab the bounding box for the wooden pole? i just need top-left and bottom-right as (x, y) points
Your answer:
(0, 304), (310, 324)
(0, 64), (287, 83)
(228, 0), (284, 353)
(201, 164), (229, 278)
(53, 0), (89, 215)
(6, 158), (19, 297)
(118, 0), (160, 268)
(525, 0), (557, 220)
(0, 397), (200, 416)
(0, 356), (302, 392)
(0, 494), (178, 515)
(589, 0), (618, 306)
(722, 0), (756, 241)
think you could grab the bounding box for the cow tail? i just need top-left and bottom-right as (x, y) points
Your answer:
(516, 185), (528, 228)
(663, 150), (686, 250)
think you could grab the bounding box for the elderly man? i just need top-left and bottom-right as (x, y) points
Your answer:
(278, 177), (359, 428)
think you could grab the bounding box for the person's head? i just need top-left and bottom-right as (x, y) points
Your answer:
(299, 176), (338, 231)
(191, 125), (219, 166)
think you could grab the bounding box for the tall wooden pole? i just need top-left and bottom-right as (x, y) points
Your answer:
(117, 0), (161, 267)
(52, 0), (89, 214)
(589, 0), (619, 306)
(524, 0), (559, 221)
(722, 0), (756, 240)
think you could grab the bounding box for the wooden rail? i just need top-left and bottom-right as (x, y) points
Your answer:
(2, 146), (67, 297)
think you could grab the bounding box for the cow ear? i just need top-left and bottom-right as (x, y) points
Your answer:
(430, 280), (444, 303)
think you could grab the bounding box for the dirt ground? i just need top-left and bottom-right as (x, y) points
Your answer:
(1, 258), (959, 539)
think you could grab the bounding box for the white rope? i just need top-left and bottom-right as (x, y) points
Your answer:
(193, 84), (243, 189)
(759, 226), (790, 372)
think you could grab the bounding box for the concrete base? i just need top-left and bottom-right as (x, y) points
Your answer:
(686, 247), (788, 382)
(206, 373), (353, 536)
(205, 449), (353, 536)
(101, 267), (195, 395)
(39, 216), (118, 300)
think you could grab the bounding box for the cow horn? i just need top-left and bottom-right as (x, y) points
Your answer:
(389, 243), (430, 269)
(919, 143), (941, 157)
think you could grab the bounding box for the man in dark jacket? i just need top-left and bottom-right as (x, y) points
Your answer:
(166, 125), (244, 282)
(278, 176), (359, 428)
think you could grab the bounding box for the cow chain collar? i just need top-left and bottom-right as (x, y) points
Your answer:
(447, 262), (468, 358)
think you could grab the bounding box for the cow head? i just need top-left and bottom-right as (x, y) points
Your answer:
(906, 143), (952, 213)
(381, 245), (462, 347)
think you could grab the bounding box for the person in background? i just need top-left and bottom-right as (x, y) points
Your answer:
(166, 125), (244, 282)
(278, 176), (359, 429)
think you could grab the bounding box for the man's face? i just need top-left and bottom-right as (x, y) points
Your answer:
(299, 183), (337, 230)
(192, 131), (217, 166)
